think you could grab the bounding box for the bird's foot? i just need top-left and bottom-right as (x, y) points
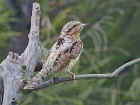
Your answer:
(71, 74), (76, 85)
(69, 71), (76, 85)
(52, 75), (59, 85)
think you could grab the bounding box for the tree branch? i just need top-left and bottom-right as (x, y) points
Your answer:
(0, 52), (23, 105)
(27, 57), (140, 91)
(0, 77), (4, 105)
(0, 2), (42, 105)
(19, 2), (42, 80)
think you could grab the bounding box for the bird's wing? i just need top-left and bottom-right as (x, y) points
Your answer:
(52, 40), (83, 72)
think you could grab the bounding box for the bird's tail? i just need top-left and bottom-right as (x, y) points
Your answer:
(24, 68), (51, 89)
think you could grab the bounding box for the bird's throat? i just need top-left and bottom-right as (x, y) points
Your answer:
(69, 33), (80, 40)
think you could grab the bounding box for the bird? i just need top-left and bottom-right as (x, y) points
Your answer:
(24, 21), (86, 89)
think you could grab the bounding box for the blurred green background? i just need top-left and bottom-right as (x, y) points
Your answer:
(0, 0), (140, 105)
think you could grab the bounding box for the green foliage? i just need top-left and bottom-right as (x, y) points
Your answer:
(0, 1), (18, 47)
(0, 1), (19, 61)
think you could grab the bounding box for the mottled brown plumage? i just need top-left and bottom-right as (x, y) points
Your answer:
(24, 21), (86, 89)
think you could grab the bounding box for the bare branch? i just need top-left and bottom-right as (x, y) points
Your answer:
(0, 3), (42, 105)
(19, 2), (42, 80)
(27, 57), (140, 91)
(0, 77), (4, 105)
(1, 52), (23, 105)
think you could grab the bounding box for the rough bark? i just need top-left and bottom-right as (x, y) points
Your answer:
(19, 2), (42, 80)
(0, 78), (4, 105)
(0, 2), (42, 105)
(0, 52), (23, 105)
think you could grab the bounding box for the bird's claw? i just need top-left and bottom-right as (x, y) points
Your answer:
(52, 75), (59, 85)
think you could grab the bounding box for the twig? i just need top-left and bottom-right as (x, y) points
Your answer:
(28, 57), (140, 91)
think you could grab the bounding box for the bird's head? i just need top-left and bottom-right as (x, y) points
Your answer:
(60, 21), (86, 40)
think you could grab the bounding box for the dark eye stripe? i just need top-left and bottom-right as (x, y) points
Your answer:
(73, 25), (76, 27)
(67, 23), (80, 33)
(67, 27), (73, 33)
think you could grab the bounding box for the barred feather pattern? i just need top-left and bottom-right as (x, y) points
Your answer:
(24, 21), (85, 89)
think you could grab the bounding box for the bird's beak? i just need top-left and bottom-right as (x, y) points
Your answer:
(81, 23), (87, 27)
(80, 23), (87, 28)
(78, 23), (87, 32)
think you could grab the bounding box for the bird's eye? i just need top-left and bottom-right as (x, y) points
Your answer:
(73, 25), (76, 27)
